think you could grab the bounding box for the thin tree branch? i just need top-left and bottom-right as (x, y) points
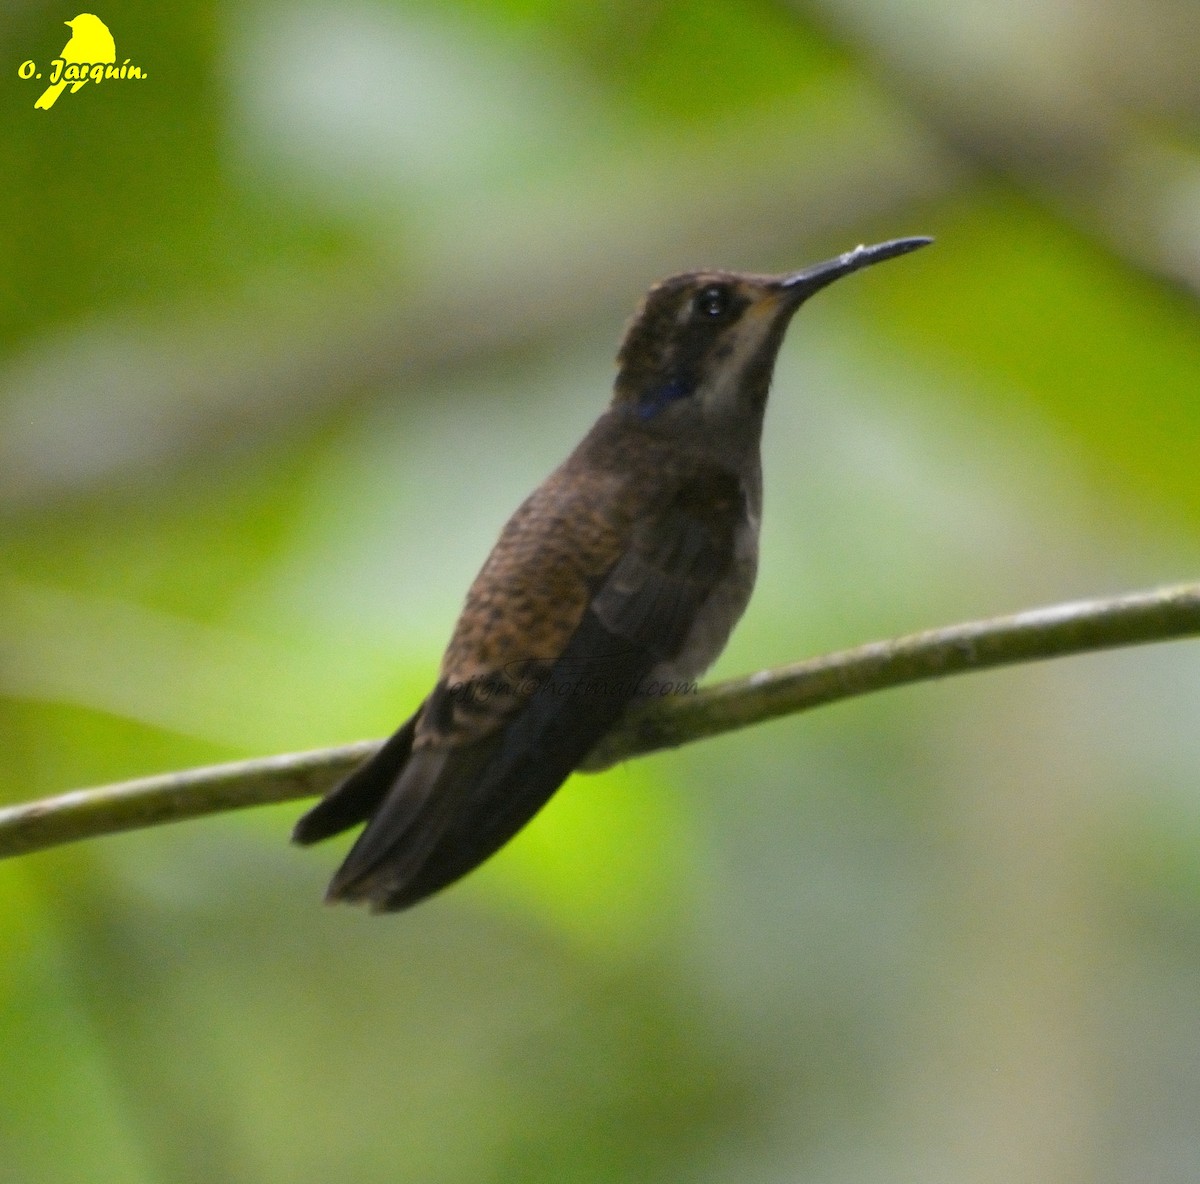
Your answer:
(1, 581), (1198, 861)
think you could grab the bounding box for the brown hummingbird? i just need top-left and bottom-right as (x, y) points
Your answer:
(294, 236), (932, 911)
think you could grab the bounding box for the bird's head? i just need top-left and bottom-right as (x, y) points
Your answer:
(612, 237), (931, 442)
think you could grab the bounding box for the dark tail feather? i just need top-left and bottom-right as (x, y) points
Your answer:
(323, 744), (485, 907)
(291, 712), (419, 845)
(305, 609), (657, 912)
(371, 614), (653, 911)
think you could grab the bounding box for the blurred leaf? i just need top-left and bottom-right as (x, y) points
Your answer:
(869, 190), (1200, 522)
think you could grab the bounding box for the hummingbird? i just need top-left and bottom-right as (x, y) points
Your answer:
(294, 236), (932, 911)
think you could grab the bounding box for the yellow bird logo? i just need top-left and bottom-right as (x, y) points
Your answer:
(34, 13), (116, 110)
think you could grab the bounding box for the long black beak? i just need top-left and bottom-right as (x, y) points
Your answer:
(779, 236), (932, 303)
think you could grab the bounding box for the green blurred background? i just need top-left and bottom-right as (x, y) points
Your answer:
(4, 1), (1200, 1180)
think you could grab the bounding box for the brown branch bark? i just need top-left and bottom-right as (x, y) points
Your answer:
(2, 581), (1198, 861)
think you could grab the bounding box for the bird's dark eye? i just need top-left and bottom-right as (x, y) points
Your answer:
(695, 285), (729, 319)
